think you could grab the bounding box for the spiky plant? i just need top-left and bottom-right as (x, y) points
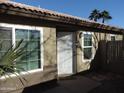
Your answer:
(0, 39), (31, 85)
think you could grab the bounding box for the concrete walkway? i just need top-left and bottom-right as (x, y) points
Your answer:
(23, 75), (101, 93)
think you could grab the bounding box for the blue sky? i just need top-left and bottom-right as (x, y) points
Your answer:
(14, 0), (124, 28)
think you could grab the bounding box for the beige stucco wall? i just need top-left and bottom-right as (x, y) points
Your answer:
(43, 27), (57, 67)
(106, 34), (123, 41)
(76, 31), (91, 73)
(76, 32), (110, 73)
(0, 27), (57, 93)
(76, 32), (105, 73)
(77, 32), (106, 72)
(115, 34), (123, 40)
(76, 31), (123, 73)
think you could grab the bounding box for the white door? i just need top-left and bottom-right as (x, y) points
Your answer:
(57, 32), (74, 76)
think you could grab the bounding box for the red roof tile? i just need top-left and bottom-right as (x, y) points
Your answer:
(0, 0), (124, 34)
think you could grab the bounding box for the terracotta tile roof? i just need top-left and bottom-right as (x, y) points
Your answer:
(0, 0), (124, 34)
(0, 0), (90, 21)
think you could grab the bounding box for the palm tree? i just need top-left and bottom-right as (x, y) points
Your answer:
(100, 10), (112, 23)
(88, 9), (112, 40)
(88, 9), (101, 22)
(100, 10), (112, 40)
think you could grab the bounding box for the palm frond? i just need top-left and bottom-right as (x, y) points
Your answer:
(0, 39), (31, 86)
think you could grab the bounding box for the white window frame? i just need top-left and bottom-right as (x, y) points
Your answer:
(82, 32), (93, 62)
(110, 34), (116, 41)
(0, 23), (44, 76)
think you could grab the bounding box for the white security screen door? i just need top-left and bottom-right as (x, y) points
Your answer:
(57, 32), (74, 76)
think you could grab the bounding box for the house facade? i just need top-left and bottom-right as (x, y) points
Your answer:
(0, 1), (123, 93)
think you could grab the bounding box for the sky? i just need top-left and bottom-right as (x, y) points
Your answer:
(14, 0), (124, 28)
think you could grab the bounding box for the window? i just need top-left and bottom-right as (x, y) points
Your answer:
(0, 27), (12, 59)
(111, 36), (116, 41)
(0, 24), (43, 72)
(16, 29), (41, 71)
(83, 33), (92, 59)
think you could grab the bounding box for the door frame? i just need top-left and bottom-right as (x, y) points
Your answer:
(57, 31), (77, 76)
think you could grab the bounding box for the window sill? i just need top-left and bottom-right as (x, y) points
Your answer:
(83, 58), (94, 63)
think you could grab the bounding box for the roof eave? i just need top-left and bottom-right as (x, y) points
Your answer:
(0, 4), (123, 35)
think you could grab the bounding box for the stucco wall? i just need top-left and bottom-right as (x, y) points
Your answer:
(76, 32), (121, 73)
(77, 32), (106, 72)
(115, 35), (123, 40)
(76, 31), (91, 73)
(76, 32), (123, 73)
(43, 27), (57, 67)
(106, 34), (123, 41)
(0, 27), (57, 93)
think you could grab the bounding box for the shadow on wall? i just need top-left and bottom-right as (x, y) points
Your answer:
(89, 42), (102, 72)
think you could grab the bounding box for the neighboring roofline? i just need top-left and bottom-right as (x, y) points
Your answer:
(0, 0), (124, 34)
